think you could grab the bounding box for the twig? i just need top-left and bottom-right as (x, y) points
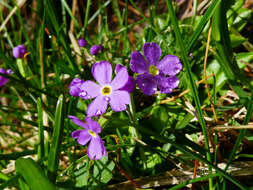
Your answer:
(203, 20), (218, 123)
(213, 124), (253, 131)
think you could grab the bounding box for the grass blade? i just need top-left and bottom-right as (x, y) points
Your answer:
(47, 94), (65, 182)
(37, 97), (44, 160)
(186, 0), (221, 51)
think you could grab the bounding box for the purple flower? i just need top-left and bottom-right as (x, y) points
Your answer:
(130, 42), (182, 95)
(13, 44), (27, 59)
(69, 78), (85, 97)
(90, 44), (104, 55)
(78, 38), (87, 47)
(0, 68), (12, 87)
(69, 116), (106, 160)
(79, 61), (130, 117)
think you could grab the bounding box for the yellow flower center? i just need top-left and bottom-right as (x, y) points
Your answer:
(149, 65), (159, 76)
(101, 85), (112, 95)
(89, 130), (97, 138)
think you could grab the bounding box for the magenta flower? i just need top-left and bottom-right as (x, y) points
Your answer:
(69, 116), (106, 160)
(90, 44), (104, 55)
(130, 42), (182, 95)
(69, 78), (85, 97)
(0, 68), (12, 87)
(115, 64), (136, 93)
(79, 61), (130, 117)
(78, 38), (87, 47)
(13, 44), (27, 59)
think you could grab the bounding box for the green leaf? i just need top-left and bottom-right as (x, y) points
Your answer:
(230, 33), (247, 48)
(92, 156), (115, 185)
(47, 94), (65, 182)
(74, 161), (89, 187)
(236, 52), (253, 69)
(16, 158), (56, 190)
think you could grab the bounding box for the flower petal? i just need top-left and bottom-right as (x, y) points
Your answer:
(79, 80), (100, 99)
(75, 130), (91, 145)
(87, 95), (108, 117)
(111, 66), (129, 90)
(0, 68), (9, 87)
(120, 76), (136, 93)
(136, 74), (157, 95)
(157, 75), (179, 94)
(69, 78), (85, 97)
(109, 90), (130, 112)
(130, 51), (148, 73)
(92, 61), (112, 85)
(68, 115), (88, 129)
(85, 117), (101, 134)
(87, 136), (106, 160)
(143, 42), (161, 65)
(156, 55), (182, 76)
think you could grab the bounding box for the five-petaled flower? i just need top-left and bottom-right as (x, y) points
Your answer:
(0, 68), (12, 87)
(78, 61), (130, 117)
(130, 42), (182, 95)
(13, 44), (27, 59)
(69, 116), (106, 160)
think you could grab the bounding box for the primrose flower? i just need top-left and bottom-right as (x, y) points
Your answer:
(69, 116), (106, 160)
(78, 38), (87, 47)
(130, 42), (182, 95)
(90, 44), (104, 55)
(79, 61), (130, 117)
(115, 64), (135, 93)
(13, 44), (27, 59)
(69, 78), (85, 97)
(0, 68), (12, 87)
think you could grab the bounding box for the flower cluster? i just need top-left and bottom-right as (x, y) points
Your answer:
(69, 42), (182, 160)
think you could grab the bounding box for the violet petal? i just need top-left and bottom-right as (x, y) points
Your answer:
(0, 68), (10, 87)
(108, 90), (130, 112)
(92, 61), (112, 85)
(130, 51), (148, 73)
(76, 130), (91, 145)
(143, 42), (161, 65)
(156, 55), (182, 76)
(79, 80), (100, 99)
(136, 74), (157, 95)
(110, 66), (129, 90)
(157, 75), (179, 94)
(87, 136), (104, 160)
(120, 76), (136, 93)
(68, 115), (88, 129)
(86, 95), (108, 117)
